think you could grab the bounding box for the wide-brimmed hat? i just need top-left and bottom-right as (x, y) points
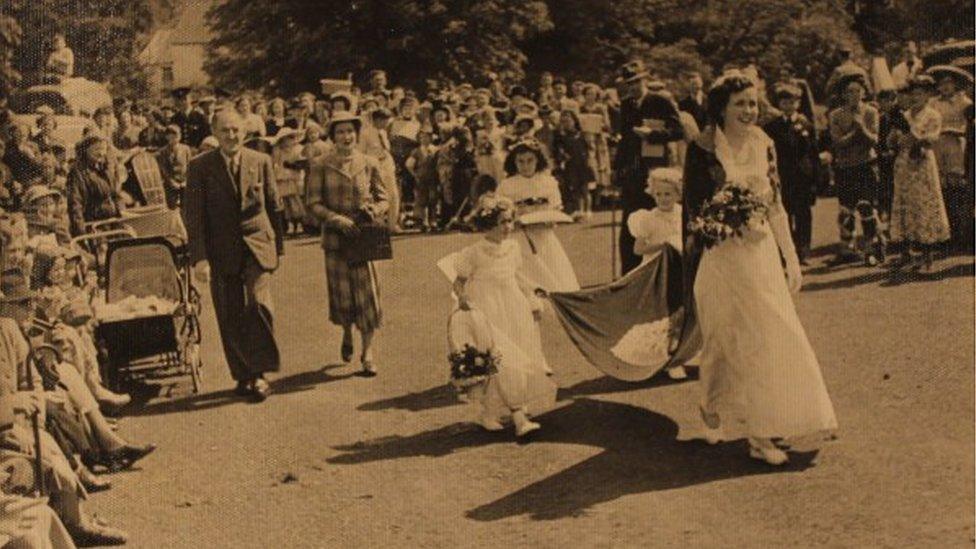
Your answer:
(617, 60), (650, 84)
(925, 64), (974, 86)
(503, 137), (549, 176)
(326, 111), (362, 137)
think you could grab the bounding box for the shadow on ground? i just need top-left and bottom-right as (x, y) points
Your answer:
(328, 398), (818, 521)
(356, 384), (464, 412)
(802, 261), (974, 292)
(125, 364), (355, 416)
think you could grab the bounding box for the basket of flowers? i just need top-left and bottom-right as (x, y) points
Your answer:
(447, 307), (500, 389)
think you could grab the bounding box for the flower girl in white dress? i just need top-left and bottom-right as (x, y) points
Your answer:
(452, 196), (558, 437)
(628, 167), (689, 381)
(497, 138), (581, 293)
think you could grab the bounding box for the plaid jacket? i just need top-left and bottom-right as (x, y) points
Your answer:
(306, 151), (389, 251)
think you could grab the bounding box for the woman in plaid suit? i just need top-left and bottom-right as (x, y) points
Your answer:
(306, 112), (389, 376)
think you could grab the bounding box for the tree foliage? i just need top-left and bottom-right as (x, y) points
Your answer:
(0, 0), (154, 98)
(206, 0), (552, 96)
(0, 12), (21, 96)
(203, 0), (970, 98)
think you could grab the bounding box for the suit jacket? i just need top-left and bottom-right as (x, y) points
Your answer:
(172, 109), (210, 149)
(183, 148), (283, 275)
(305, 150), (389, 252)
(763, 113), (819, 206)
(613, 91), (684, 189)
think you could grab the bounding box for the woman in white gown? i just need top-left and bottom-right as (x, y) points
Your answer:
(682, 73), (837, 465)
(497, 138), (581, 293)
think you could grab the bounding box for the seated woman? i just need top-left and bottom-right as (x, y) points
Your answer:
(30, 246), (129, 409)
(0, 318), (128, 546)
(66, 135), (129, 237)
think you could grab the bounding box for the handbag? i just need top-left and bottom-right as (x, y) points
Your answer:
(341, 221), (393, 264)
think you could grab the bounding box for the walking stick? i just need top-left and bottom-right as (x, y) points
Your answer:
(21, 321), (61, 498)
(610, 191), (619, 281)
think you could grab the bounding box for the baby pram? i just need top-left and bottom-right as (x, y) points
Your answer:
(72, 206), (202, 392)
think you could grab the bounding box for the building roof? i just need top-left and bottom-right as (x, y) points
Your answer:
(170, 0), (217, 45)
(139, 28), (174, 65)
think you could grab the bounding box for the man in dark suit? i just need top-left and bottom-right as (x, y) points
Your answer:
(170, 88), (210, 149)
(183, 110), (284, 401)
(613, 60), (685, 274)
(677, 71), (708, 129)
(763, 82), (820, 264)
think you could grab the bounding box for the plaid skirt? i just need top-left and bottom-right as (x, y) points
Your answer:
(324, 251), (382, 331)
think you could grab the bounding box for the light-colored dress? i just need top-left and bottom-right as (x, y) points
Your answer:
(497, 172), (581, 292)
(890, 106), (951, 245)
(454, 238), (557, 415)
(627, 206), (683, 265)
(930, 92), (972, 185)
(693, 129), (837, 439)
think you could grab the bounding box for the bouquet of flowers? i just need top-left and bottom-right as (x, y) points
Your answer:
(689, 183), (770, 249)
(448, 344), (500, 389)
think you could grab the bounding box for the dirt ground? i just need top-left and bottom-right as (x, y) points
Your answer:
(89, 199), (974, 548)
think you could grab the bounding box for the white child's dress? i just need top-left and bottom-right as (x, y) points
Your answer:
(454, 238), (557, 416)
(497, 173), (581, 292)
(626, 206), (683, 265)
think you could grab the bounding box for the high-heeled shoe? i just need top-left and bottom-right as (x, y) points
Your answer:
(78, 466), (112, 493)
(748, 438), (788, 465)
(102, 443), (157, 472)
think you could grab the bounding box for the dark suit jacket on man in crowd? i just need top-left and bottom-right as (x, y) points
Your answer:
(613, 91), (684, 274)
(763, 112), (820, 256)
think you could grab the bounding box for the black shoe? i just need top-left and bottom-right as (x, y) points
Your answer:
(234, 380), (251, 397)
(78, 467), (112, 493)
(341, 337), (354, 363)
(360, 360), (377, 378)
(103, 443), (156, 472)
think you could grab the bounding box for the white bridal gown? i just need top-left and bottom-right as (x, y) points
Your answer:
(693, 128), (837, 439)
(497, 172), (581, 293)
